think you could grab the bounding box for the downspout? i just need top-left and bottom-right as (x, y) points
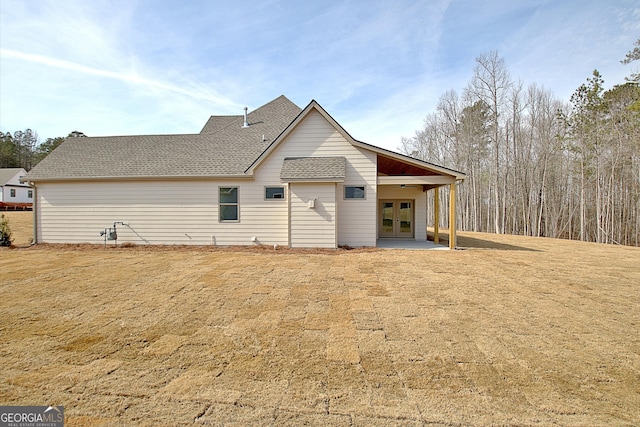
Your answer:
(287, 183), (291, 248)
(334, 182), (338, 249)
(29, 182), (37, 244)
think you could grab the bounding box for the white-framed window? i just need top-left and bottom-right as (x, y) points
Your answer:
(28, 190), (33, 198)
(344, 185), (366, 199)
(10, 189), (16, 198)
(219, 187), (239, 222)
(265, 186), (285, 200)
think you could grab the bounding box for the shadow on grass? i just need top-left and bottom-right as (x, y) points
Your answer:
(428, 232), (541, 252)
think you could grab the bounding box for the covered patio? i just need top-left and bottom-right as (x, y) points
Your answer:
(374, 153), (466, 250)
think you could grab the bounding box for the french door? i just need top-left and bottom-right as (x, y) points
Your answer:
(379, 200), (414, 238)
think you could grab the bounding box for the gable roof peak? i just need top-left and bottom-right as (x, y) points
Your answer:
(200, 95), (301, 135)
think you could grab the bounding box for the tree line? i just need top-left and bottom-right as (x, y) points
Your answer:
(401, 39), (640, 246)
(2, 40), (638, 246)
(0, 130), (85, 170)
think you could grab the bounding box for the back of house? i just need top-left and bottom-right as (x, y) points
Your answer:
(23, 96), (464, 248)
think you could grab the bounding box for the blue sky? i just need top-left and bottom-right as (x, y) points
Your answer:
(1, 0), (638, 152)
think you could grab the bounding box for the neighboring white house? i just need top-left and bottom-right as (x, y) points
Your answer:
(23, 96), (465, 248)
(0, 168), (33, 206)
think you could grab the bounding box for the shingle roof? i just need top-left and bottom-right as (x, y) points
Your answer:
(280, 157), (346, 182)
(0, 168), (26, 184)
(25, 95), (302, 181)
(199, 116), (239, 134)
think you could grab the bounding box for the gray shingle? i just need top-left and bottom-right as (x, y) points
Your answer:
(280, 157), (346, 181)
(199, 116), (239, 134)
(0, 168), (25, 184)
(25, 95), (302, 181)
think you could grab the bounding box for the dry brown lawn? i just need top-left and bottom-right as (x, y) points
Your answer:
(1, 212), (639, 426)
(1, 210), (34, 246)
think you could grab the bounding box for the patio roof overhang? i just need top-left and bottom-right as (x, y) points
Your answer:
(377, 175), (457, 187)
(376, 153), (465, 179)
(374, 154), (462, 250)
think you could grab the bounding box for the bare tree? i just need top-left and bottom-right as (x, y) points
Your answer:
(401, 45), (639, 246)
(464, 50), (512, 233)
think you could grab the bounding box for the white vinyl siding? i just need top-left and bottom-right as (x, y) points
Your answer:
(36, 180), (289, 246)
(256, 110), (377, 247)
(289, 183), (336, 248)
(34, 109), (379, 248)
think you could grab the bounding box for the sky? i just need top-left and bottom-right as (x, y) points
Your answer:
(1, 0), (638, 153)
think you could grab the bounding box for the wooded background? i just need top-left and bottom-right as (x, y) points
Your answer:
(2, 42), (638, 246)
(401, 42), (639, 246)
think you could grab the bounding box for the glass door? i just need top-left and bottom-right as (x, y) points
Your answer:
(380, 201), (395, 237)
(379, 200), (414, 238)
(397, 201), (413, 237)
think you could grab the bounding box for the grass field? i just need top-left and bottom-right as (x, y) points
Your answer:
(1, 212), (639, 426)
(1, 210), (34, 246)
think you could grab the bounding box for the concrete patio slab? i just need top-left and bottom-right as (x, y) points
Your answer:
(376, 239), (449, 250)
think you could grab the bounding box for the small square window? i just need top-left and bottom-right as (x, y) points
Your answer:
(344, 186), (365, 199)
(265, 186), (285, 200)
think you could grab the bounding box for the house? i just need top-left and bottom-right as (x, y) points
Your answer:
(0, 168), (33, 209)
(23, 96), (465, 248)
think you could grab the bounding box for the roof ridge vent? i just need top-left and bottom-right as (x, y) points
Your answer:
(242, 107), (249, 128)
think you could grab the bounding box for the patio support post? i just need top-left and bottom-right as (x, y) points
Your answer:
(449, 182), (456, 249)
(433, 187), (439, 244)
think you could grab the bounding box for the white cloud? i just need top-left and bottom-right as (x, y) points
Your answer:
(1, 0), (639, 148)
(0, 49), (240, 108)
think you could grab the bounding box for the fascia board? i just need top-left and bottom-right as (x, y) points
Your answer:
(24, 174), (254, 184)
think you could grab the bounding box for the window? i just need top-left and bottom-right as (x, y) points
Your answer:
(219, 187), (239, 221)
(10, 189), (16, 198)
(265, 186), (285, 200)
(344, 186), (365, 199)
(28, 190), (33, 198)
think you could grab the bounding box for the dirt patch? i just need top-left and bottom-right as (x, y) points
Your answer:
(1, 214), (639, 425)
